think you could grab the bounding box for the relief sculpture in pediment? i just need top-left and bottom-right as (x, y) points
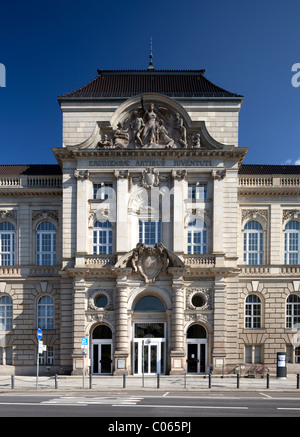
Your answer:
(97, 102), (201, 150)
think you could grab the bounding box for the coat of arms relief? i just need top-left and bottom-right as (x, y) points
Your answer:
(116, 242), (184, 284)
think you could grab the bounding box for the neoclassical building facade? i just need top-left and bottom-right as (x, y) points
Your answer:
(0, 68), (300, 376)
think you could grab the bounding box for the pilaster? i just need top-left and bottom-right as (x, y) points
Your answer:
(169, 269), (186, 374)
(74, 169), (89, 264)
(113, 267), (131, 375)
(115, 170), (129, 254)
(212, 276), (227, 373)
(72, 276), (87, 375)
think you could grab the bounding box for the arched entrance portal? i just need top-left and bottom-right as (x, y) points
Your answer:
(91, 324), (113, 375)
(186, 324), (207, 374)
(132, 296), (166, 375)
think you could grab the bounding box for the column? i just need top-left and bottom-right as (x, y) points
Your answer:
(113, 268), (131, 375)
(169, 270), (186, 374)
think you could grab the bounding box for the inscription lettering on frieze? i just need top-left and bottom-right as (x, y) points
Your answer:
(88, 159), (213, 167)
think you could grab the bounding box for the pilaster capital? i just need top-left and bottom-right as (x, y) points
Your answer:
(74, 169), (89, 180)
(114, 170), (129, 179)
(211, 169), (226, 180)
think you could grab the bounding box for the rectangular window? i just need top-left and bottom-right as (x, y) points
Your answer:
(93, 183), (113, 200)
(0, 233), (14, 266)
(0, 347), (12, 365)
(245, 345), (262, 364)
(139, 221), (162, 246)
(188, 183), (207, 200)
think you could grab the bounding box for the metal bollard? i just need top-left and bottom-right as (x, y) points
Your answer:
(208, 373), (211, 389)
(89, 373), (92, 389)
(266, 373), (270, 389)
(11, 375), (14, 390)
(55, 374), (58, 389)
(157, 373), (160, 389)
(297, 374), (300, 389)
(184, 373), (187, 389)
(237, 373), (240, 389)
(123, 374), (126, 389)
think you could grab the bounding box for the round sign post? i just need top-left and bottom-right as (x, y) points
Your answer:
(36, 329), (43, 388)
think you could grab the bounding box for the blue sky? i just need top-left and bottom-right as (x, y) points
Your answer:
(0, 0), (299, 165)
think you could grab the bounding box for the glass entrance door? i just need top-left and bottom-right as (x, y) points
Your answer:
(133, 323), (166, 375)
(92, 343), (112, 374)
(187, 342), (206, 374)
(144, 342), (158, 374)
(133, 339), (165, 375)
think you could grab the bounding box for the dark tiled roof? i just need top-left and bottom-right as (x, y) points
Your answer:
(58, 70), (243, 99)
(0, 165), (62, 176)
(239, 164), (300, 175)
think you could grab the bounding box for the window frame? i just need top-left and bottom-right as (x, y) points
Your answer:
(187, 218), (207, 255)
(37, 295), (54, 331)
(139, 220), (162, 246)
(187, 183), (207, 200)
(93, 183), (114, 200)
(0, 295), (12, 330)
(36, 221), (56, 266)
(93, 220), (113, 255)
(285, 221), (300, 265)
(0, 222), (15, 266)
(286, 294), (300, 329)
(245, 294), (262, 329)
(243, 220), (263, 265)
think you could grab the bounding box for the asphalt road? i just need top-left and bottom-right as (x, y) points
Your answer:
(0, 390), (300, 420)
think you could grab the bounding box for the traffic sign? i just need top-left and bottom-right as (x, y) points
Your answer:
(37, 329), (43, 340)
(81, 338), (88, 349)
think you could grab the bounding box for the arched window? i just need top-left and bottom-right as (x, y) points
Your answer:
(139, 220), (161, 246)
(187, 324), (207, 339)
(187, 219), (207, 254)
(93, 220), (112, 255)
(245, 295), (261, 328)
(285, 221), (300, 265)
(286, 294), (300, 328)
(36, 221), (56, 266)
(37, 296), (54, 330)
(0, 296), (12, 330)
(92, 324), (112, 339)
(0, 222), (15, 266)
(243, 220), (263, 265)
(134, 296), (166, 312)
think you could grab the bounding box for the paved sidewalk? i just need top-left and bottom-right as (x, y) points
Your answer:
(0, 374), (299, 391)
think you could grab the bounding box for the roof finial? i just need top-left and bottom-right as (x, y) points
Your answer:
(147, 37), (154, 71)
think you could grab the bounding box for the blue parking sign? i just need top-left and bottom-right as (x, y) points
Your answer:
(81, 338), (88, 348)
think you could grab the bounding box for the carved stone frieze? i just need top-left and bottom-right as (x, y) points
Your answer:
(185, 313), (208, 324)
(241, 209), (268, 224)
(0, 210), (16, 222)
(282, 209), (300, 223)
(32, 210), (59, 224)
